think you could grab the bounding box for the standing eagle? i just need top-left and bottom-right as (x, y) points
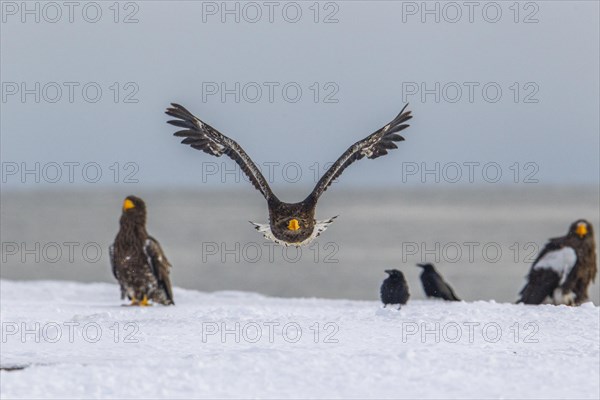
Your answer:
(166, 103), (412, 247)
(518, 219), (597, 306)
(109, 196), (174, 306)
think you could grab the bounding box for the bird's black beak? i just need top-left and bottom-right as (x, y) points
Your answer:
(384, 269), (393, 275)
(416, 263), (426, 268)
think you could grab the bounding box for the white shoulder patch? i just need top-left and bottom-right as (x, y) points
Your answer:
(250, 217), (337, 247)
(296, 217), (337, 247)
(534, 247), (577, 285)
(250, 222), (286, 246)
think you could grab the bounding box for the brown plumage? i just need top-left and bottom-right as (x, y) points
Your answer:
(166, 103), (412, 247)
(518, 219), (597, 306)
(109, 196), (174, 306)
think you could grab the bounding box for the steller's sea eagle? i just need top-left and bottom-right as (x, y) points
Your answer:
(518, 219), (597, 306)
(166, 103), (412, 247)
(110, 196), (174, 306)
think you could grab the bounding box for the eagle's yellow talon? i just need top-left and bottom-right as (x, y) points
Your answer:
(130, 297), (139, 306)
(140, 295), (151, 307)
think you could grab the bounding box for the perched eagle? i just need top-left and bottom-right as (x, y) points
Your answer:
(416, 263), (460, 301)
(166, 103), (412, 247)
(380, 269), (410, 309)
(109, 196), (174, 306)
(518, 219), (597, 306)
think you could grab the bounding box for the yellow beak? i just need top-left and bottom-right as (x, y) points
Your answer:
(123, 199), (135, 211)
(576, 223), (588, 238)
(288, 219), (300, 231)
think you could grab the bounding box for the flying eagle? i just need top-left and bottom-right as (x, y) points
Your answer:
(166, 103), (412, 247)
(110, 196), (174, 306)
(518, 219), (597, 306)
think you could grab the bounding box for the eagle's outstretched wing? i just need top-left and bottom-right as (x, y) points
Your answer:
(144, 237), (175, 305)
(307, 104), (412, 201)
(166, 103), (275, 201)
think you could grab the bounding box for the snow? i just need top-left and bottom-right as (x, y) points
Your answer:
(1, 280), (599, 399)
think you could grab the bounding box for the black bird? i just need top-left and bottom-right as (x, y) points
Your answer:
(380, 269), (410, 309)
(518, 219), (597, 306)
(416, 263), (460, 301)
(109, 196), (174, 306)
(166, 103), (412, 247)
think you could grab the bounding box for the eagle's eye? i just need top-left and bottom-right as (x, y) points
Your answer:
(288, 219), (300, 231)
(575, 222), (588, 238)
(123, 199), (135, 211)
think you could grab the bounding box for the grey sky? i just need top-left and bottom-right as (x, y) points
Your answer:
(1, 1), (599, 190)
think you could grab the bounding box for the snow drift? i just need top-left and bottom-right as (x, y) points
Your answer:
(1, 280), (598, 399)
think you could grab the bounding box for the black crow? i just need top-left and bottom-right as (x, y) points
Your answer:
(380, 269), (410, 309)
(416, 263), (460, 301)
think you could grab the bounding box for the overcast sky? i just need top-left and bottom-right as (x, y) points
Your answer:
(1, 1), (598, 191)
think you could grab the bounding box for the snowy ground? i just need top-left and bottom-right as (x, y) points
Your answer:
(1, 280), (599, 399)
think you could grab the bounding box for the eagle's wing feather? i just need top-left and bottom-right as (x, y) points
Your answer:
(533, 246), (577, 285)
(144, 237), (174, 305)
(518, 238), (577, 303)
(518, 269), (561, 304)
(109, 244), (117, 280)
(530, 238), (565, 267)
(166, 103), (275, 201)
(308, 104), (412, 201)
(109, 244), (126, 300)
